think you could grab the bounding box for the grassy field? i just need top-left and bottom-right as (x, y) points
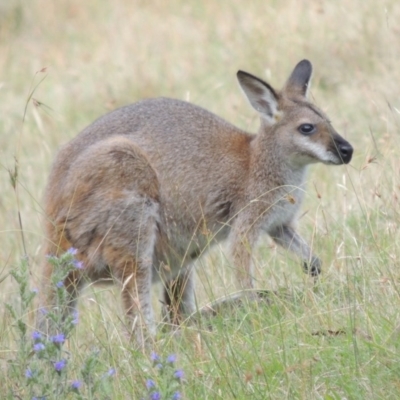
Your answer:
(1, 0), (400, 398)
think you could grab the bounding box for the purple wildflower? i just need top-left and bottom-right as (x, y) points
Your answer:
(107, 368), (116, 377)
(51, 333), (65, 345)
(71, 380), (82, 390)
(155, 363), (163, 370)
(32, 288), (39, 294)
(150, 351), (160, 362)
(25, 368), (33, 379)
(72, 310), (79, 325)
(146, 379), (156, 390)
(67, 247), (78, 256)
(174, 370), (184, 380)
(150, 392), (161, 400)
(56, 281), (64, 288)
(54, 359), (67, 372)
(39, 307), (49, 315)
(73, 259), (84, 269)
(39, 307), (48, 315)
(33, 343), (45, 352)
(172, 392), (181, 400)
(32, 331), (42, 342)
(167, 354), (177, 364)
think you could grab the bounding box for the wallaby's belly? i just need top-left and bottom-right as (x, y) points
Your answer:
(153, 216), (229, 281)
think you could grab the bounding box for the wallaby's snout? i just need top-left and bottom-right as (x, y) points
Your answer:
(322, 127), (353, 165)
(333, 134), (353, 164)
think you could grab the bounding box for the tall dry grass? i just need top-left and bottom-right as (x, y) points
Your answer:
(2, 0), (400, 398)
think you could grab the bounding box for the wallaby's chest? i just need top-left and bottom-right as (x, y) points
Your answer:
(257, 168), (308, 231)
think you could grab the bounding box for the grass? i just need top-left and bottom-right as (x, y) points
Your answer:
(2, 0), (400, 398)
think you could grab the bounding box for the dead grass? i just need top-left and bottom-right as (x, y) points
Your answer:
(2, 0), (400, 398)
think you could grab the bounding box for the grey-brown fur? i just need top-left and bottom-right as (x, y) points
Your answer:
(41, 60), (353, 346)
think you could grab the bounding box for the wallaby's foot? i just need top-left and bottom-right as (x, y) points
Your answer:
(303, 256), (322, 277)
(198, 290), (272, 319)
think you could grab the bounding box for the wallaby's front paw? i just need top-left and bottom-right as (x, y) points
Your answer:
(303, 256), (322, 277)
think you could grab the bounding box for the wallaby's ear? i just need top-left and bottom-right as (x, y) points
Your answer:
(237, 70), (280, 125)
(284, 59), (313, 98)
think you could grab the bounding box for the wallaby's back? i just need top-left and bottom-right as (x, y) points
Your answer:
(47, 98), (253, 244)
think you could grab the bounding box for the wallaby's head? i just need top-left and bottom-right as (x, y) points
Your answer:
(237, 60), (353, 167)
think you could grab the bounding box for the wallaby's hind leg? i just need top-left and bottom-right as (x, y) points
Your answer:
(104, 245), (156, 347)
(163, 268), (196, 325)
(42, 136), (160, 346)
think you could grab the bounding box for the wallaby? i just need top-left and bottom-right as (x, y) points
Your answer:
(41, 60), (353, 346)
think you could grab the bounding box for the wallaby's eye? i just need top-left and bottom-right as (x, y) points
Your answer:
(298, 124), (316, 135)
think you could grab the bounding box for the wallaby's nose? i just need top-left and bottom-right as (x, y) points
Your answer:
(338, 142), (353, 164)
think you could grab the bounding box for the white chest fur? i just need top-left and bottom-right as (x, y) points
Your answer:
(262, 167), (308, 231)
